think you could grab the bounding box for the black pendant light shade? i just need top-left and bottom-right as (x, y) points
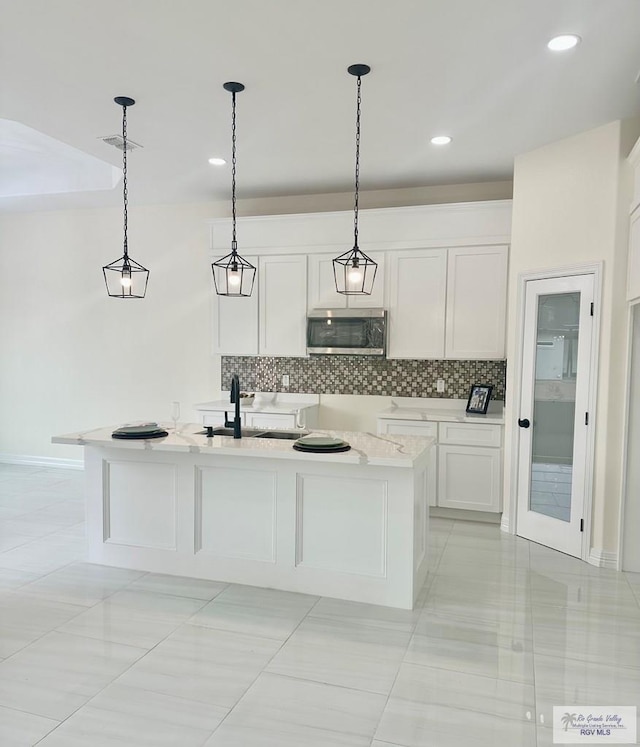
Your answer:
(103, 97), (149, 299)
(333, 64), (377, 296)
(212, 82), (256, 297)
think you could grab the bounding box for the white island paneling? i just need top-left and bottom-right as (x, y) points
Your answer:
(54, 424), (433, 609)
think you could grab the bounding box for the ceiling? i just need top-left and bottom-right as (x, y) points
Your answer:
(1, 0), (639, 213)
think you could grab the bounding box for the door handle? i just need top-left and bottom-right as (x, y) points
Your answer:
(518, 418), (531, 429)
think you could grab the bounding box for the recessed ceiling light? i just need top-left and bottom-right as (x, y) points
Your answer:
(208, 157), (226, 166)
(430, 135), (452, 146)
(547, 34), (581, 51)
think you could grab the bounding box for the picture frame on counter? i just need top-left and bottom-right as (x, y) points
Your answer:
(466, 384), (493, 414)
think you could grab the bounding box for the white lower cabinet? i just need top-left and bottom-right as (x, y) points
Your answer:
(377, 416), (503, 513)
(245, 412), (298, 429)
(438, 444), (502, 512)
(377, 420), (437, 507)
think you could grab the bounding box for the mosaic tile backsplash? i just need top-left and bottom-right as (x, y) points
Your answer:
(222, 356), (506, 400)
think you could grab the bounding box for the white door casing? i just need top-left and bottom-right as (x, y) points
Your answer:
(515, 273), (595, 558)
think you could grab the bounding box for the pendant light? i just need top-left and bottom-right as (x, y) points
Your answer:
(212, 82), (256, 297)
(102, 97), (149, 299)
(333, 64), (377, 296)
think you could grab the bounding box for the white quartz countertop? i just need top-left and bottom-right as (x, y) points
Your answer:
(377, 398), (505, 425)
(52, 423), (433, 469)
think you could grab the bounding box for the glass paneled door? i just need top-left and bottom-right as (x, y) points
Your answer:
(516, 274), (594, 558)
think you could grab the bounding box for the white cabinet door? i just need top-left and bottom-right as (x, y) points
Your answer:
(213, 255), (259, 355)
(201, 410), (242, 426)
(377, 419), (437, 507)
(445, 246), (508, 359)
(438, 445), (502, 512)
(307, 252), (385, 310)
(245, 412), (297, 429)
(307, 253), (347, 310)
(347, 251), (386, 308)
(387, 249), (447, 359)
(627, 207), (640, 302)
(259, 255), (308, 356)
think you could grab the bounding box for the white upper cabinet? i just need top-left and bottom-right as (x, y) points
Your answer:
(445, 246), (508, 359)
(213, 255), (259, 356)
(259, 255), (308, 357)
(307, 252), (385, 310)
(387, 249), (447, 359)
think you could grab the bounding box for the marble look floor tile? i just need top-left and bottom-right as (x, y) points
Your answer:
(534, 651), (640, 707)
(0, 533), (35, 553)
(0, 631), (147, 720)
(0, 567), (41, 591)
(389, 661), (535, 719)
(1, 518), (68, 540)
(100, 588), (208, 621)
(407, 615), (534, 683)
(19, 562), (144, 607)
(308, 596), (420, 633)
(57, 602), (182, 649)
(117, 623), (282, 709)
(0, 591), (86, 657)
(126, 572), (228, 600)
(532, 623), (640, 670)
(531, 601), (640, 631)
(0, 704), (59, 746)
(374, 663), (537, 747)
(204, 672), (386, 747)
(189, 584), (317, 640)
(375, 702), (537, 747)
(266, 616), (411, 694)
(0, 533), (85, 574)
(36, 682), (227, 747)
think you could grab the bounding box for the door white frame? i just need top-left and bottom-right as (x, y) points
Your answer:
(507, 262), (601, 562)
(618, 300), (640, 571)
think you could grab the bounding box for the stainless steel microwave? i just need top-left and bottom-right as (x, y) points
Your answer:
(306, 308), (387, 356)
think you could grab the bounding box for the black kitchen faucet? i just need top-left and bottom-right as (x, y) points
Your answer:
(224, 374), (242, 438)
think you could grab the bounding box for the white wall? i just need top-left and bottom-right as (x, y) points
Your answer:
(503, 120), (640, 557)
(0, 181), (512, 462)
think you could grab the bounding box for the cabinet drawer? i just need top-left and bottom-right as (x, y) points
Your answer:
(245, 412), (296, 429)
(201, 411), (238, 427)
(377, 419), (438, 439)
(438, 422), (502, 447)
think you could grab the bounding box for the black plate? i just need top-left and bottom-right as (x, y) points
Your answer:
(293, 443), (351, 453)
(112, 429), (168, 440)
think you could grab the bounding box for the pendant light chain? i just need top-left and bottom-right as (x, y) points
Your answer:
(211, 81), (256, 297)
(122, 103), (129, 258)
(353, 73), (362, 249)
(231, 91), (238, 249)
(332, 63), (376, 296)
(103, 95), (149, 298)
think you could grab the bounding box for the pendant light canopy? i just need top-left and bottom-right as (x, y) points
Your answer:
(212, 82), (256, 297)
(333, 64), (377, 296)
(103, 97), (149, 299)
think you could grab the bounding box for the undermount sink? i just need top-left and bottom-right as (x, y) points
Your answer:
(198, 427), (308, 440)
(254, 431), (305, 440)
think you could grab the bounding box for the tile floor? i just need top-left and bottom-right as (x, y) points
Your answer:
(0, 464), (639, 746)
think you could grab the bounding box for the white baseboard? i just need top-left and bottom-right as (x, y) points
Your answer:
(0, 454), (83, 471)
(588, 548), (618, 570)
(500, 515), (512, 534)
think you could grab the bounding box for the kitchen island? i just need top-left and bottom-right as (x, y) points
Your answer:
(52, 424), (433, 609)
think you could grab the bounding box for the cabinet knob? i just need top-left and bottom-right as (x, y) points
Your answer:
(517, 418), (530, 429)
